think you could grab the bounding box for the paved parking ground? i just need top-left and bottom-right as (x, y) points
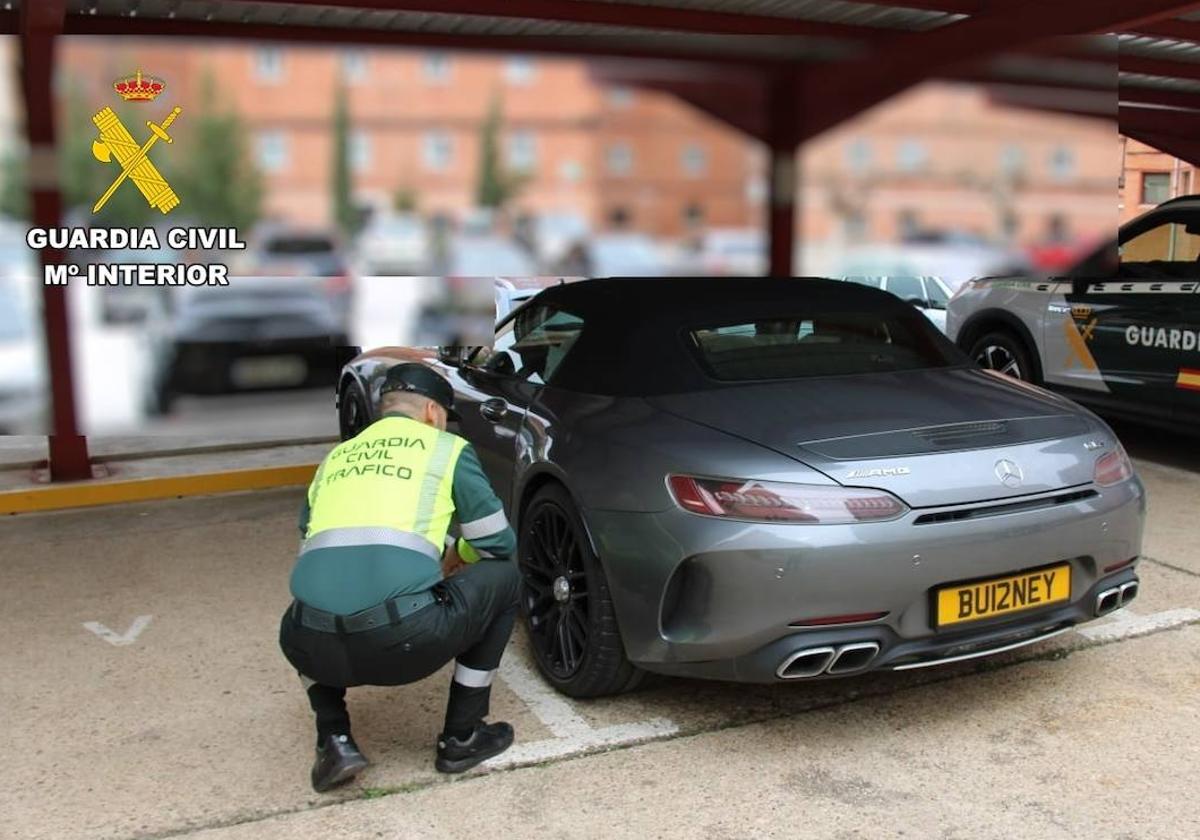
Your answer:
(2, 444), (1198, 840)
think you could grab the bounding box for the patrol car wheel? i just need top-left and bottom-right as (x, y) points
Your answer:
(970, 331), (1036, 383)
(338, 381), (369, 441)
(519, 483), (642, 698)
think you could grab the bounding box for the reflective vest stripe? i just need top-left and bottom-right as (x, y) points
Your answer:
(461, 509), (509, 539)
(413, 432), (461, 538)
(300, 526), (441, 561)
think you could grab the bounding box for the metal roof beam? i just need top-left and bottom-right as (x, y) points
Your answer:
(795, 1), (1200, 145)
(1119, 54), (1200, 82)
(234, 0), (890, 40)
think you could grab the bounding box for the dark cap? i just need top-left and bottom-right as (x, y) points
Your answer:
(379, 363), (459, 421)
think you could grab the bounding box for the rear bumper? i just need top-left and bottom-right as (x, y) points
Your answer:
(641, 567), (1138, 682)
(585, 476), (1145, 682)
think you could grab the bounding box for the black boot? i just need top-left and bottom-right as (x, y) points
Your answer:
(435, 721), (514, 773)
(311, 733), (368, 792)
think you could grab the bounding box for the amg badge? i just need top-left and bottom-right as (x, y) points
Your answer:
(846, 466), (911, 479)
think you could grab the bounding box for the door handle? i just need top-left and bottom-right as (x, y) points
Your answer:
(479, 398), (509, 423)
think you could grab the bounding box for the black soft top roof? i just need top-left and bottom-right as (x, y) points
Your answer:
(529, 276), (948, 396)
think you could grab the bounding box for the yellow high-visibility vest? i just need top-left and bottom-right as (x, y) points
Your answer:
(303, 415), (467, 560)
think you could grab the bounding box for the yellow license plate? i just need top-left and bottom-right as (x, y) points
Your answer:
(936, 564), (1071, 627)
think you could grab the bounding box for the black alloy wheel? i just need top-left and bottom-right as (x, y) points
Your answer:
(518, 483), (642, 697)
(969, 330), (1037, 384)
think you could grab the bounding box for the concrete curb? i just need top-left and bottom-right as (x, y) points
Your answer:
(0, 463), (318, 514)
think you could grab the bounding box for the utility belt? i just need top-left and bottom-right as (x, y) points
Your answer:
(291, 588), (441, 635)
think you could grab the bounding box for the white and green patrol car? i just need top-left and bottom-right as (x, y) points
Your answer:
(948, 196), (1200, 432)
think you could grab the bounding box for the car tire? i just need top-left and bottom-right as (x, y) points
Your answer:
(969, 330), (1038, 384)
(338, 380), (369, 441)
(518, 483), (642, 698)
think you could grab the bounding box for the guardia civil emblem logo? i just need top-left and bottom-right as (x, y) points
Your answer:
(90, 70), (182, 215)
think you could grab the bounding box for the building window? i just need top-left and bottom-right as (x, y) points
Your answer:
(505, 56), (536, 86)
(422, 131), (454, 171)
(999, 144), (1025, 177)
(1048, 145), (1076, 180)
(1141, 172), (1172, 205)
(507, 130), (537, 172)
(255, 131), (289, 173)
(681, 144), (707, 177)
(559, 159), (583, 183)
(254, 48), (284, 84)
(896, 138), (928, 173)
(845, 138), (872, 174)
(608, 206), (631, 228)
(606, 143), (633, 175)
(607, 87), (634, 108)
(341, 51), (368, 84)
(423, 52), (452, 84)
(350, 131), (371, 172)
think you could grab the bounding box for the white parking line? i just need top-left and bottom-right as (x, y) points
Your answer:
(82, 614), (153, 646)
(487, 654), (679, 769)
(1077, 607), (1200, 643)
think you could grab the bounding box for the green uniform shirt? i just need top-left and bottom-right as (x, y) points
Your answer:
(289, 415), (517, 615)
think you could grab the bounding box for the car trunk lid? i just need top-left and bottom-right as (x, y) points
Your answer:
(648, 368), (1098, 508)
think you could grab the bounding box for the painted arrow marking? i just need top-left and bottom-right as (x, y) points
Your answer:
(83, 615), (153, 647)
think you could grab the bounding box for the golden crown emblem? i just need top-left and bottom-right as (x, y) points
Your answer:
(113, 69), (165, 102)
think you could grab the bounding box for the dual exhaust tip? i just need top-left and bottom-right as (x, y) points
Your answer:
(780, 580), (1139, 679)
(1095, 580), (1138, 616)
(777, 641), (880, 680)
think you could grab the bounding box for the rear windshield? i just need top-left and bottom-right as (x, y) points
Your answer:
(687, 310), (959, 381)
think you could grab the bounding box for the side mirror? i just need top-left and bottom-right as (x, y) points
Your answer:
(905, 297), (929, 309)
(437, 346), (465, 367)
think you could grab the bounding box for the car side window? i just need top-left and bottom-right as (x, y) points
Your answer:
(510, 305), (585, 384)
(467, 305), (584, 383)
(924, 279), (950, 309)
(1120, 219), (1200, 271)
(887, 276), (925, 305)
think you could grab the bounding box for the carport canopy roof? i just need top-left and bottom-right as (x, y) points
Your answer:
(8, 1), (1200, 159)
(7, 2), (1200, 160)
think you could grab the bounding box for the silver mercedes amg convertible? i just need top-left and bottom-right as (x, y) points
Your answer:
(337, 277), (1145, 697)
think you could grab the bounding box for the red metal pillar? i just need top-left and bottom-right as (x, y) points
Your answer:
(766, 72), (799, 276)
(21, 1), (91, 480)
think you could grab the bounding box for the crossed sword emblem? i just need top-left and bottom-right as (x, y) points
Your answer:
(91, 105), (182, 214)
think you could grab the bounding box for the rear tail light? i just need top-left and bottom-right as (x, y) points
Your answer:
(1094, 446), (1134, 487)
(667, 475), (907, 524)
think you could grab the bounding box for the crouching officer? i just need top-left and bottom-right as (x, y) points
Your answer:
(279, 363), (521, 792)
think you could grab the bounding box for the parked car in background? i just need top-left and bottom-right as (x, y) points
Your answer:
(0, 275), (47, 434)
(241, 226), (355, 328)
(527, 213), (590, 272)
(697, 228), (766, 276)
(836, 236), (1031, 288)
(447, 235), (538, 277)
(949, 195), (1200, 432)
(143, 277), (348, 415)
(496, 277), (566, 321)
(357, 214), (431, 275)
(554, 233), (667, 277)
(841, 275), (953, 333)
(97, 245), (185, 324)
(338, 277), (1144, 697)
